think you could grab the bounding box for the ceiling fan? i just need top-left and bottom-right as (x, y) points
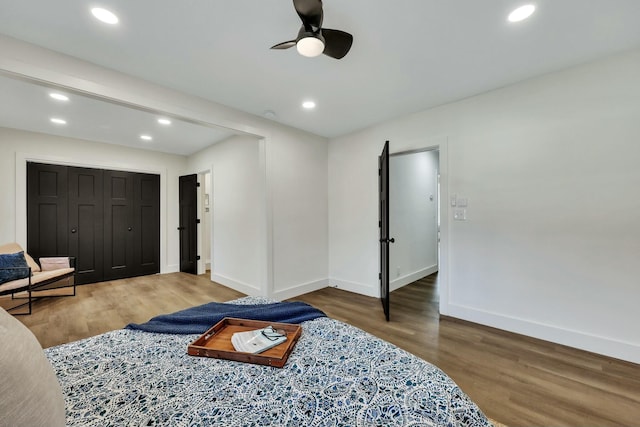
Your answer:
(271, 0), (353, 59)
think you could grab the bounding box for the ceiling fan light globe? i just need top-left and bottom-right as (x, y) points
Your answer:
(297, 36), (325, 57)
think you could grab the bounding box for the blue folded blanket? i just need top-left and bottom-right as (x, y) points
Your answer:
(125, 301), (326, 334)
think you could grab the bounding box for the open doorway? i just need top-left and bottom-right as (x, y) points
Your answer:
(389, 148), (440, 305)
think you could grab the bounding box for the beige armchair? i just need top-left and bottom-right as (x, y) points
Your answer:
(0, 243), (76, 315)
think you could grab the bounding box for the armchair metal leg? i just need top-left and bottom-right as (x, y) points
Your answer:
(5, 291), (32, 315)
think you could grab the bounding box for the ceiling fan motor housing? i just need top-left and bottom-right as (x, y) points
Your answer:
(296, 30), (326, 57)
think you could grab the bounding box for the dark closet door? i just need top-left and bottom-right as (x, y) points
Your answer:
(27, 162), (68, 259)
(179, 174), (198, 274)
(28, 163), (160, 285)
(103, 171), (160, 279)
(103, 170), (134, 280)
(68, 167), (104, 285)
(132, 173), (160, 276)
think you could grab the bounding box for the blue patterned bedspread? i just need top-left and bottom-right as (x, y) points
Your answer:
(45, 297), (492, 427)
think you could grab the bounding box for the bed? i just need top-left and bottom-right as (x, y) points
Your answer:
(44, 297), (492, 426)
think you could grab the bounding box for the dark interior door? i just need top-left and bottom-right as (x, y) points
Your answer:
(133, 173), (160, 276)
(27, 162), (68, 259)
(68, 167), (104, 284)
(103, 170), (134, 280)
(379, 140), (393, 321)
(179, 174), (198, 274)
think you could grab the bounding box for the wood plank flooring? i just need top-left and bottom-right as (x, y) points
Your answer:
(6, 272), (640, 426)
(3, 272), (244, 348)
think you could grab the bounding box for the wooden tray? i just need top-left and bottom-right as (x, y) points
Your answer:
(187, 317), (302, 368)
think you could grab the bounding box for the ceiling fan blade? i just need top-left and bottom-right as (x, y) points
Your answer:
(293, 0), (323, 29)
(271, 40), (297, 50)
(321, 29), (353, 59)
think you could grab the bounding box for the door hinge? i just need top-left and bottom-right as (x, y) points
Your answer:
(196, 182), (201, 187)
(378, 220), (381, 228)
(379, 272), (382, 280)
(196, 255), (201, 260)
(196, 218), (201, 224)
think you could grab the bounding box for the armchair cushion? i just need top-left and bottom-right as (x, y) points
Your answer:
(0, 252), (30, 285)
(32, 268), (75, 285)
(39, 257), (70, 271)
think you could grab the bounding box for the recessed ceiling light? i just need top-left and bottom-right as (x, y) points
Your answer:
(508, 4), (536, 22)
(91, 7), (119, 25)
(302, 100), (316, 110)
(49, 93), (69, 102)
(50, 118), (67, 125)
(157, 118), (171, 125)
(140, 134), (153, 141)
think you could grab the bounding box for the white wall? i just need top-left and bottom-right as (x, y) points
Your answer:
(187, 129), (329, 299)
(389, 150), (439, 290)
(329, 48), (640, 363)
(267, 128), (329, 299)
(328, 136), (379, 296)
(187, 135), (264, 295)
(0, 127), (187, 273)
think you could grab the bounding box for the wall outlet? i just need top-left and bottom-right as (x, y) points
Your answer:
(453, 208), (467, 221)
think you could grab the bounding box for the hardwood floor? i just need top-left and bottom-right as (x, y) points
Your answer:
(6, 272), (639, 426)
(4, 272), (244, 348)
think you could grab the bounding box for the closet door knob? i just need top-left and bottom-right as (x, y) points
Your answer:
(71, 228), (77, 233)
(128, 227), (133, 231)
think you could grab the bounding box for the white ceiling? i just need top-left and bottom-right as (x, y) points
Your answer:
(1, 0), (640, 155)
(0, 75), (236, 156)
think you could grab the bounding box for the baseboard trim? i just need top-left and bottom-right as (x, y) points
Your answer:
(210, 273), (260, 296)
(390, 265), (438, 292)
(271, 278), (329, 300)
(444, 302), (640, 364)
(328, 278), (377, 297)
(163, 264), (180, 274)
